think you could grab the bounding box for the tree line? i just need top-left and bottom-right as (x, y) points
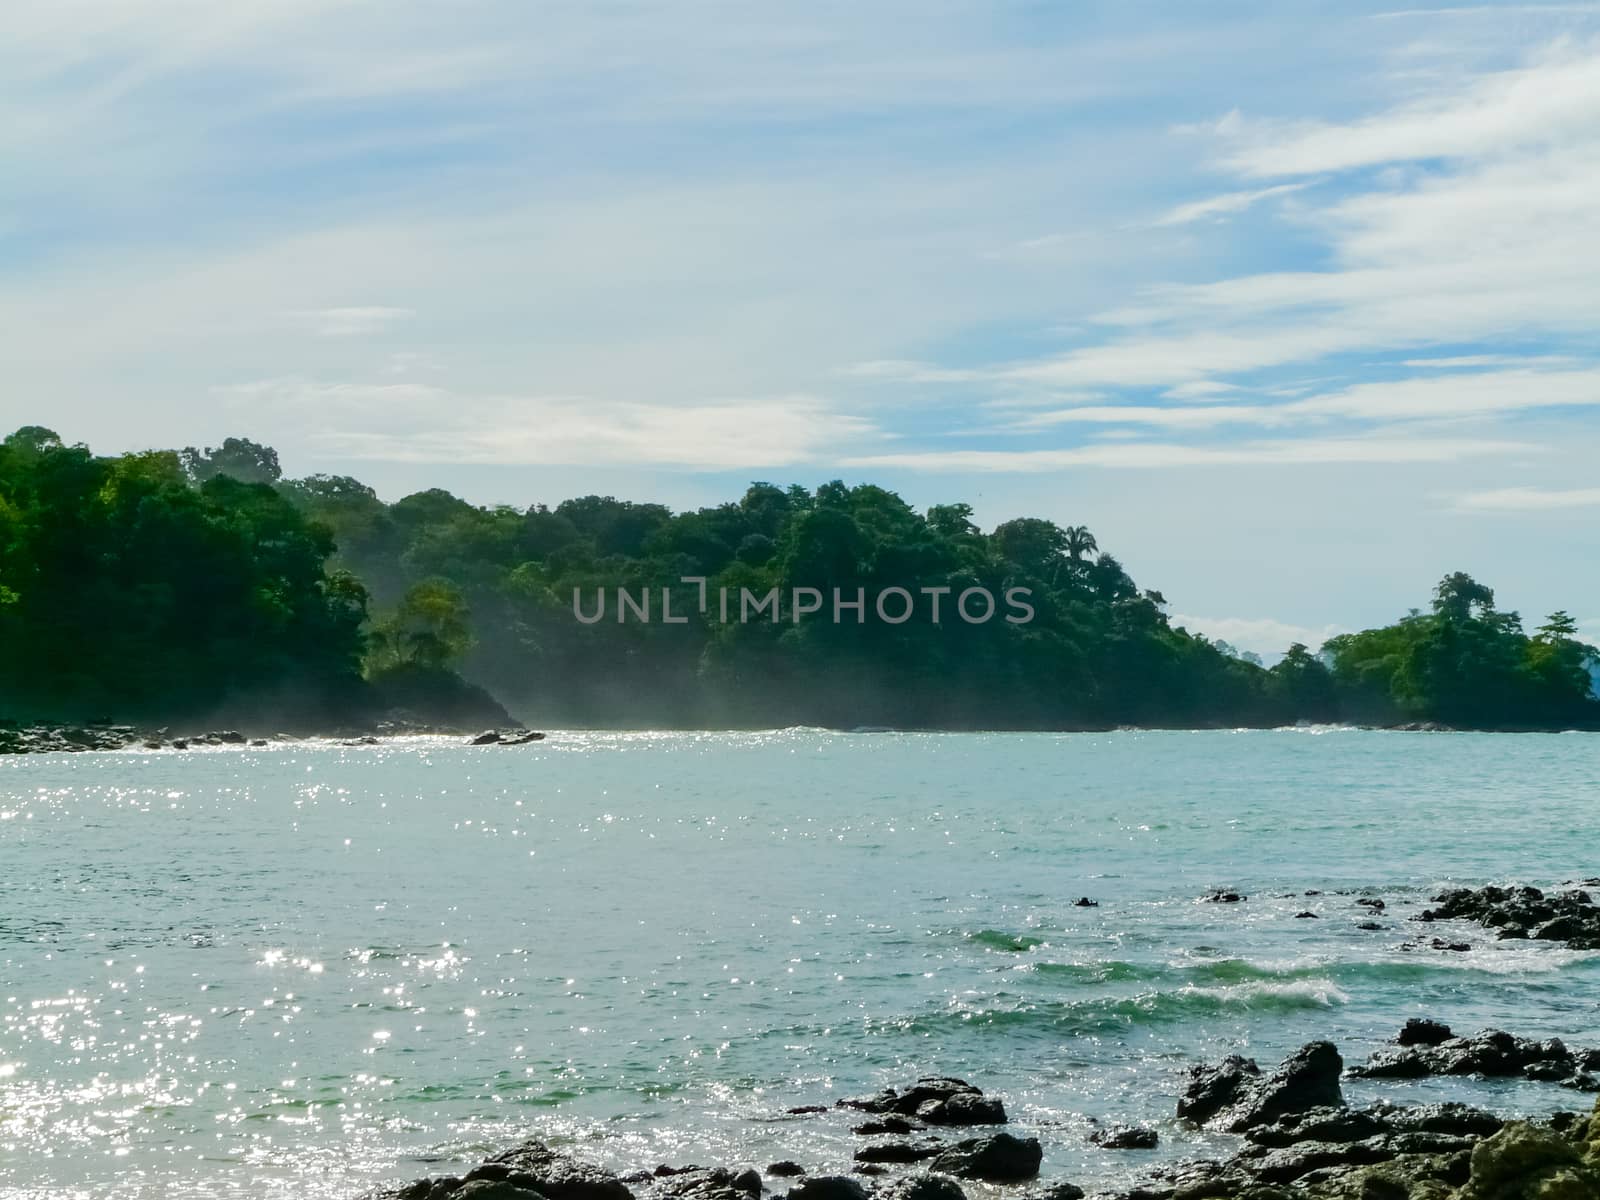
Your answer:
(0, 427), (1594, 731)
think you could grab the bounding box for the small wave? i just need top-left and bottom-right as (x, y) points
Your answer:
(875, 978), (1346, 1040)
(965, 928), (1047, 953)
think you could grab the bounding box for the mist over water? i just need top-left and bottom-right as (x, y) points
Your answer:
(2, 730), (1598, 1199)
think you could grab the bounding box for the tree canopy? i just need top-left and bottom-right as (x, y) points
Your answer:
(1, 427), (1595, 731)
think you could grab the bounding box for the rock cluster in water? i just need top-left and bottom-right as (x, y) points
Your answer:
(361, 1053), (1600, 1200)
(1417, 883), (1600, 949)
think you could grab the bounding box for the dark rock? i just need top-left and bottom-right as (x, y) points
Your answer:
(482, 1141), (633, 1200)
(1181, 1043), (1343, 1132)
(854, 1117), (918, 1136)
(922, 1093), (1007, 1126)
(1177, 1054), (1261, 1125)
(1089, 1125), (1158, 1149)
(1072, 898), (1098, 908)
(765, 1163), (805, 1179)
(874, 1175), (967, 1200)
(1295, 911), (1320, 919)
(1356, 922), (1385, 931)
(1204, 891), (1246, 903)
(501, 730), (547, 745)
(853, 1142), (940, 1165)
(1352, 1027), (1591, 1088)
(1429, 938), (1471, 952)
(787, 1106), (829, 1116)
(454, 1181), (546, 1200)
(469, 730), (503, 745)
(1018, 1186), (1084, 1200)
(1246, 1107), (1389, 1148)
(1396, 1018), (1453, 1047)
(785, 1176), (868, 1200)
(927, 1133), (1042, 1182)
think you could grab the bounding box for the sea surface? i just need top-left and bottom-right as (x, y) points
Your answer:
(2, 729), (1599, 1199)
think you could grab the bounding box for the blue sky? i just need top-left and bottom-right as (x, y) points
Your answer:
(4, 0), (1600, 653)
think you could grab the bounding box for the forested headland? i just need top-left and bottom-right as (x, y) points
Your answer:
(0, 426), (1595, 732)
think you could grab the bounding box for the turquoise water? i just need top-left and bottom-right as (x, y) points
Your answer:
(2, 730), (1599, 1199)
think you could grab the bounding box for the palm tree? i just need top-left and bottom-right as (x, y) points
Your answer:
(1064, 525), (1098, 562)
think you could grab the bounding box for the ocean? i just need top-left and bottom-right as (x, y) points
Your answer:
(2, 729), (1598, 1198)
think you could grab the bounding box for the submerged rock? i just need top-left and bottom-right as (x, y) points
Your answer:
(1089, 1124), (1159, 1149)
(927, 1133), (1042, 1182)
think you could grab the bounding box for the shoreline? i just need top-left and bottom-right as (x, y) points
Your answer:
(4, 720), (1598, 756)
(362, 1035), (1600, 1200)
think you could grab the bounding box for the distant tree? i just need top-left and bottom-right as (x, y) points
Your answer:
(1064, 525), (1098, 562)
(179, 437), (282, 485)
(1432, 571), (1495, 623)
(368, 579), (473, 672)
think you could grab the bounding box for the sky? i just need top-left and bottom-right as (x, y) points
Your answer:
(4, 0), (1600, 655)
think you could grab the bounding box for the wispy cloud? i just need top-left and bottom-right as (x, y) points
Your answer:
(293, 306), (415, 337)
(1170, 613), (1348, 656)
(1151, 181), (1312, 227)
(1454, 485), (1600, 511)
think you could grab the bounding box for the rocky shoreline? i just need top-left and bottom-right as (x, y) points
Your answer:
(0, 721), (545, 754)
(356, 884), (1600, 1200)
(361, 1037), (1600, 1200)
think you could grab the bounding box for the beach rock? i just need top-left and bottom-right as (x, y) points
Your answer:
(454, 1182), (547, 1200)
(1356, 922), (1386, 931)
(469, 730), (503, 745)
(927, 1133), (1042, 1182)
(1177, 1053), (1261, 1125)
(1204, 891), (1246, 903)
(1397, 1018), (1454, 1047)
(501, 730), (546, 745)
(788, 1106), (829, 1116)
(1419, 883), (1600, 950)
(853, 1142), (940, 1165)
(1453, 1115), (1600, 1199)
(765, 1163), (805, 1178)
(1073, 898), (1098, 908)
(1018, 1185), (1084, 1200)
(1181, 1042), (1344, 1132)
(1352, 1027), (1599, 1089)
(1089, 1125), (1159, 1149)
(1296, 911), (1320, 919)
(785, 1176), (868, 1200)
(1247, 1108), (1391, 1148)
(921, 1092), (1006, 1126)
(651, 1168), (760, 1200)
(874, 1174), (968, 1200)
(854, 1117), (918, 1136)
(481, 1141), (633, 1200)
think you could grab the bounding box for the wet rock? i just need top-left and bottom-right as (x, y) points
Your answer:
(469, 730), (503, 745)
(1018, 1185), (1084, 1200)
(921, 1093), (1006, 1126)
(785, 1176), (868, 1200)
(1418, 883), (1600, 951)
(1296, 911), (1320, 919)
(1352, 1027), (1599, 1089)
(1247, 1107), (1390, 1148)
(1089, 1125), (1158, 1149)
(501, 730), (546, 745)
(1356, 922), (1386, 931)
(1177, 1054), (1261, 1125)
(652, 1167), (760, 1200)
(765, 1163), (805, 1179)
(853, 1142), (940, 1165)
(874, 1175), (968, 1200)
(788, 1106), (829, 1116)
(1396, 1018), (1453, 1047)
(927, 1133), (1042, 1183)
(482, 1141), (633, 1200)
(454, 1180), (546, 1200)
(1181, 1043), (1344, 1132)
(1356, 898), (1386, 912)
(1204, 891), (1246, 903)
(854, 1117), (918, 1136)
(1072, 898), (1098, 908)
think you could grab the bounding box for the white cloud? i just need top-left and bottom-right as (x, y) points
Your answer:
(1151, 181), (1311, 226)
(216, 377), (876, 468)
(844, 434), (1527, 472)
(1007, 404), (1282, 430)
(1454, 485), (1600, 511)
(1170, 613), (1348, 656)
(294, 306), (415, 337)
(1288, 366), (1600, 421)
(1223, 42), (1600, 176)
